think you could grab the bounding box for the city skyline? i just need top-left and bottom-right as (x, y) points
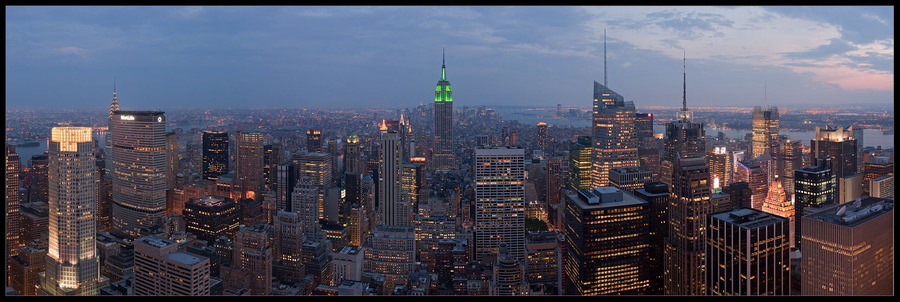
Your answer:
(5, 6), (894, 110)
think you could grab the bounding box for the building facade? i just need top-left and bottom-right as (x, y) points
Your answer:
(474, 147), (526, 262)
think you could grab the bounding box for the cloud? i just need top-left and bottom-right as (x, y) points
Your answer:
(845, 39), (894, 58)
(579, 6), (892, 92)
(57, 46), (86, 56)
(862, 13), (888, 24)
(173, 6), (204, 19)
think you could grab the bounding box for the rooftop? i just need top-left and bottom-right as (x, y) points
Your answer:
(805, 196), (893, 227)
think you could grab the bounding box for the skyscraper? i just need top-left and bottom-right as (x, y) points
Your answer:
(39, 127), (107, 295)
(201, 130), (229, 181)
(861, 157), (892, 196)
(28, 153), (49, 204)
(293, 152), (332, 220)
(165, 132), (178, 190)
(7, 144), (21, 264)
(793, 158), (836, 250)
(307, 129), (323, 153)
(536, 122), (549, 152)
(133, 236), (211, 296)
(810, 125), (858, 180)
(661, 57), (705, 190)
(231, 224), (272, 295)
(110, 111), (167, 238)
(751, 106), (779, 159)
(591, 80), (639, 188)
(760, 180), (795, 248)
(707, 146), (729, 191)
(869, 174), (893, 198)
(272, 210), (305, 285)
(378, 129), (405, 226)
(474, 147), (526, 262)
(633, 182), (670, 295)
(779, 139), (803, 198)
(263, 142), (284, 191)
(568, 136), (592, 191)
(800, 197), (893, 295)
(664, 155), (713, 295)
(363, 224), (416, 292)
(563, 187), (651, 295)
(433, 48), (455, 170)
(182, 195), (241, 244)
(491, 242), (528, 295)
(706, 208), (790, 295)
(343, 134), (362, 175)
(235, 131), (265, 194)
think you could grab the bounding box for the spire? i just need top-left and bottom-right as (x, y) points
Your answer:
(109, 76), (120, 117)
(441, 46), (447, 81)
(603, 29), (607, 87)
(683, 52), (687, 112)
(764, 80), (767, 108)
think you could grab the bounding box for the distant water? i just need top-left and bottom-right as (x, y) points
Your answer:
(11, 124), (203, 167)
(655, 125), (894, 149)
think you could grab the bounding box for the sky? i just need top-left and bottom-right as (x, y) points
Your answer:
(5, 6), (894, 111)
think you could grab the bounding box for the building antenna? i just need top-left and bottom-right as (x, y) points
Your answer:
(604, 28), (607, 87)
(765, 81), (767, 108)
(683, 51), (687, 112)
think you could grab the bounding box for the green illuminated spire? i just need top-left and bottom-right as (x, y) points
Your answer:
(441, 46), (446, 81)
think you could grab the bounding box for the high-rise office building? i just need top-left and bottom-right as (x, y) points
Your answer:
(751, 106), (779, 159)
(608, 166), (652, 194)
(39, 127), (107, 295)
(7, 144), (21, 263)
(182, 195), (240, 244)
(378, 129), (405, 226)
(232, 224), (272, 295)
(793, 158), (836, 250)
(291, 178), (321, 240)
(869, 174), (893, 198)
(165, 132), (178, 190)
(664, 155), (713, 295)
(276, 162), (297, 212)
(779, 139), (803, 198)
(272, 210), (305, 284)
(343, 134), (362, 175)
(474, 147), (526, 262)
(433, 49), (455, 170)
(536, 122), (549, 152)
(568, 136), (592, 191)
(263, 142), (284, 192)
(545, 156), (565, 206)
(201, 130), (228, 181)
(591, 81), (639, 188)
(800, 197), (893, 295)
(307, 129), (323, 153)
(563, 187), (651, 295)
(363, 224), (417, 292)
(707, 146), (729, 191)
(133, 236), (211, 296)
(332, 245), (364, 284)
(810, 125), (859, 192)
(9, 239), (48, 296)
(633, 182), (670, 295)
(293, 152), (332, 220)
(491, 242), (528, 295)
(524, 231), (561, 289)
(861, 157), (892, 196)
(235, 131), (265, 194)
(735, 159), (768, 211)
(706, 208), (790, 295)
(761, 180), (795, 248)
(28, 153), (49, 203)
(661, 58), (705, 191)
(838, 172), (864, 204)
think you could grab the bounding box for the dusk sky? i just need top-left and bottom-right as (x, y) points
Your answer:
(5, 6), (894, 111)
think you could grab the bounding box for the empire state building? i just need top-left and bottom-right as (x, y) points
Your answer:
(432, 49), (454, 170)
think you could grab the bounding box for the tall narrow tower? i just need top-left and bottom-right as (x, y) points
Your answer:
(661, 55), (705, 190)
(39, 127), (107, 295)
(110, 111), (167, 237)
(590, 33), (638, 187)
(433, 48), (455, 170)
